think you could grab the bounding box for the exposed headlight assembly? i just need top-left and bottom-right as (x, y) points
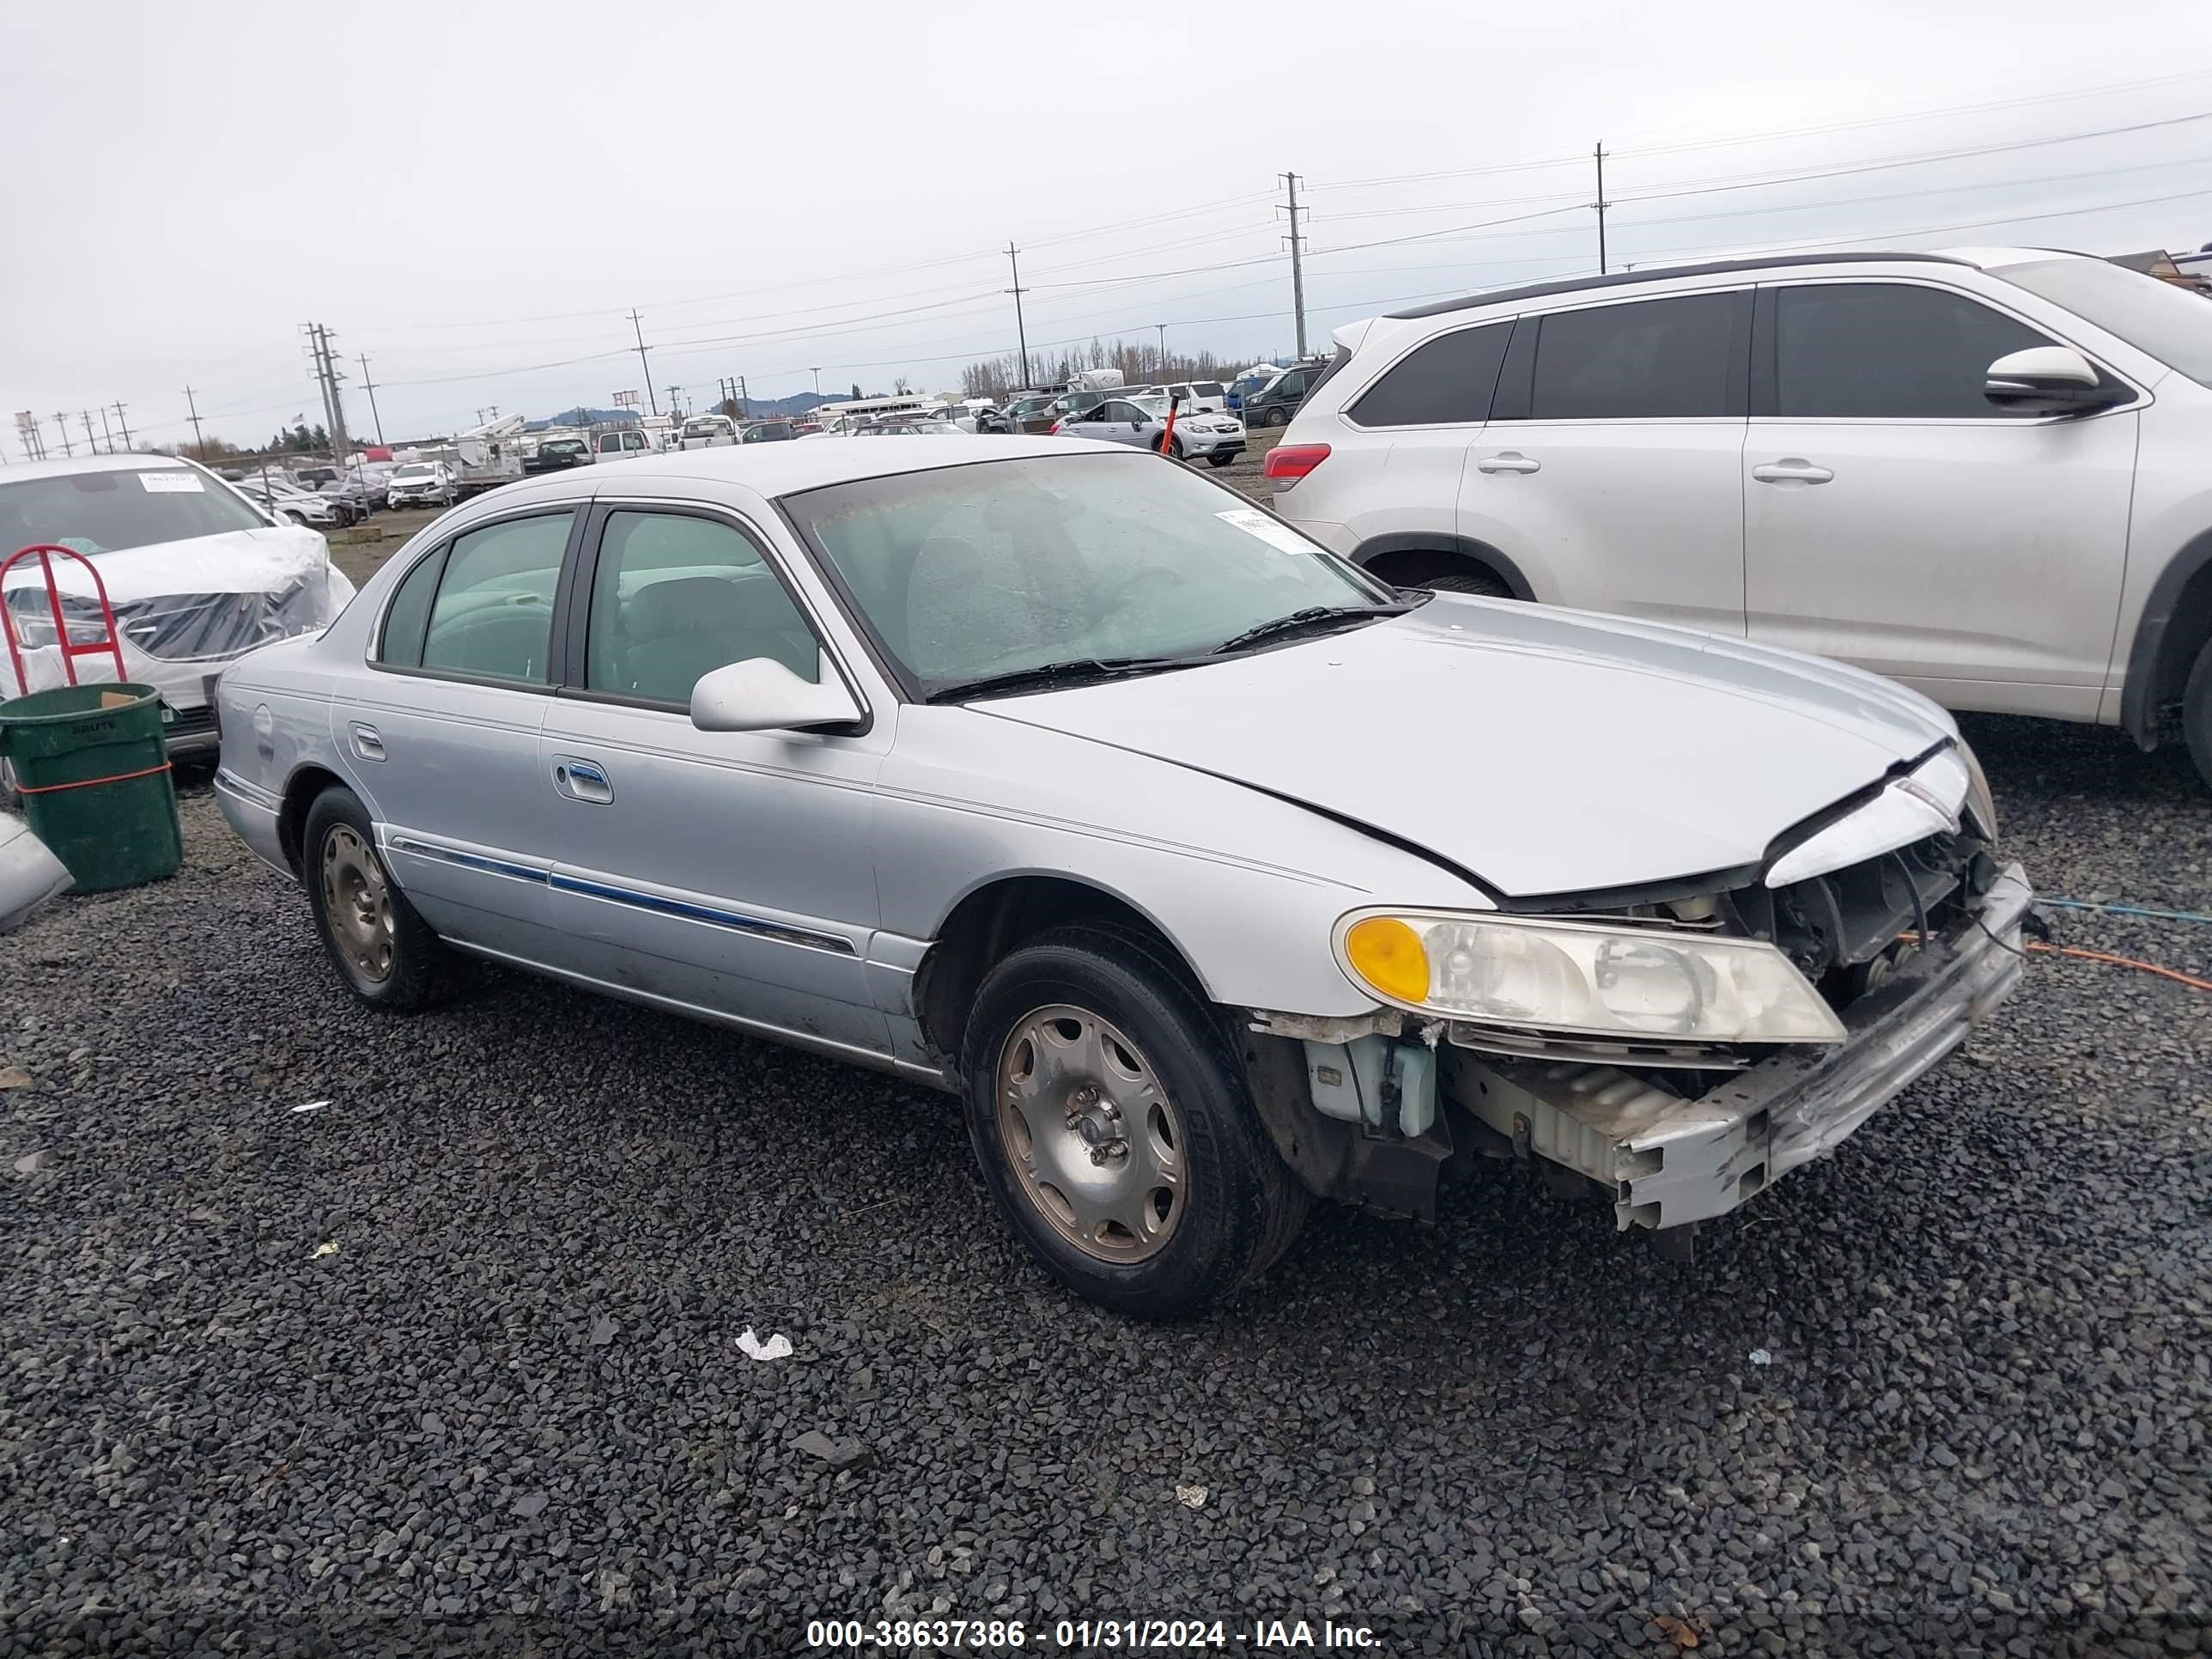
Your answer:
(1337, 910), (1847, 1044)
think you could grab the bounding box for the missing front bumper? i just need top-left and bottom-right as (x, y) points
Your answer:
(1443, 863), (2033, 1231)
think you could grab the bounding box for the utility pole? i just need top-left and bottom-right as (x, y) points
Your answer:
(738, 374), (749, 417)
(667, 386), (684, 420)
(80, 411), (98, 454)
(1154, 323), (1167, 378)
(627, 309), (658, 415)
(52, 415), (72, 458)
(99, 407), (115, 453)
(1594, 141), (1609, 276)
(811, 368), (823, 400)
(184, 386), (206, 458)
(1005, 242), (1032, 390)
(356, 354), (385, 444)
(1279, 173), (1310, 360)
(112, 402), (133, 450)
(303, 323), (351, 465)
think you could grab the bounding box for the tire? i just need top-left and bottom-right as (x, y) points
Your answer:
(1422, 568), (1513, 599)
(1264, 407), (1291, 428)
(2185, 635), (2212, 790)
(285, 511), (309, 526)
(301, 786), (446, 1012)
(1166, 436), (1186, 462)
(960, 921), (1309, 1317)
(1205, 452), (1236, 468)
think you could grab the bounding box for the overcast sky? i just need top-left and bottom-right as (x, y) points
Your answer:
(4, 1), (2212, 452)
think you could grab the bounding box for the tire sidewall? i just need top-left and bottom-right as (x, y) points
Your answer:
(2186, 638), (2212, 789)
(961, 937), (1272, 1317)
(301, 786), (441, 1010)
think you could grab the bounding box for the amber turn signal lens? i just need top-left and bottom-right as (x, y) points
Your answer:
(1343, 916), (1430, 1005)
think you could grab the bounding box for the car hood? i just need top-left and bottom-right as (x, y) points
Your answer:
(975, 595), (1956, 898)
(0, 525), (338, 603)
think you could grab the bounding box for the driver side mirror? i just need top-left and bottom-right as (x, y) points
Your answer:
(690, 654), (862, 733)
(1984, 345), (2120, 414)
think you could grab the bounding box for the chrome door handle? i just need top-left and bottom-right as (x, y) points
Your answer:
(1751, 459), (1835, 485)
(1477, 451), (1540, 474)
(350, 723), (385, 762)
(552, 757), (613, 805)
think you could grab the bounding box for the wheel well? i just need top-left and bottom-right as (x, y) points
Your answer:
(913, 877), (1204, 1064)
(276, 765), (346, 875)
(1356, 538), (1533, 599)
(2132, 554), (2212, 744)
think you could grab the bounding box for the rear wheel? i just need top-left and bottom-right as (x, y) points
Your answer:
(1264, 407), (1291, 428)
(284, 511), (309, 526)
(961, 923), (1308, 1317)
(302, 787), (446, 1011)
(2184, 636), (2212, 790)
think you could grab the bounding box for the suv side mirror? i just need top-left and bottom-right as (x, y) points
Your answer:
(690, 654), (861, 733)
(1984, 345), (2118, 413)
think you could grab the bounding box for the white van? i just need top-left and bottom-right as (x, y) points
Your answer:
(592, 429), (656, 463)
(1165, 381), (1230, 415)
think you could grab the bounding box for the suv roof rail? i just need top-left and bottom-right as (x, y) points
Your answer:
(1384, 250), (1970, 321)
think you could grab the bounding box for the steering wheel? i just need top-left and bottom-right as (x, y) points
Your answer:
(1105, 566), (1187, 608)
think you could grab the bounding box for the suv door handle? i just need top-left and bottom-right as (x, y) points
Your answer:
(1476, 451), (1540, 475)
(1751, 459), (1835, 485)
(552, 757), (613, 805)
(349, 722), (385, 762)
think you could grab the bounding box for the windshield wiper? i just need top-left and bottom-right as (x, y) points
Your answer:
(926, 656), (1204, 704)
(1209, 603), (1411, 657)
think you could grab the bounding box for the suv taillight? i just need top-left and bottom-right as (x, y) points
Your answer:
(1264, 443), (1330, 481)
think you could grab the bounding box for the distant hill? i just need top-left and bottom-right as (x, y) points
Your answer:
(527, 393), (830, 430)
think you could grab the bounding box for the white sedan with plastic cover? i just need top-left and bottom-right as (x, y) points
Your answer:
(0, 454), (356, 756)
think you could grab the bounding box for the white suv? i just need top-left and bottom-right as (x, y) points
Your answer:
(1268, 247), (2212, 786)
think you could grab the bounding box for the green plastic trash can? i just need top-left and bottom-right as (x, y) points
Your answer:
(0, 683), (182, 892)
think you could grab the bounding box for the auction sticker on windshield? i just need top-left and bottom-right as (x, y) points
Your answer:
(137, 474), (204, 492)
(1215, 507), (1311, 556)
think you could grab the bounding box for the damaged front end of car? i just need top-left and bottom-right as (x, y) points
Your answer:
(1243, 745), (2033, 1249)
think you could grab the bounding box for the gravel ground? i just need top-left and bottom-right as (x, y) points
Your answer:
(4, 652), (2209, 1649)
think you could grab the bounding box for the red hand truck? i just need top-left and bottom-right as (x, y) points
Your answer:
(0, 544), (129, 699)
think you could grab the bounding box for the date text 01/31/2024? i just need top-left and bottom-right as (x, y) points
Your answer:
(805, 1618), (1384, 1650)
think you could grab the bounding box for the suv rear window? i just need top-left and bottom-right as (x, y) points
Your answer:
(1350, 321), (1510, 427)
(1522, 293), (1741, 419)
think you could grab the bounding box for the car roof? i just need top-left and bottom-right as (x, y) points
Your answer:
(0, 452), (216, 486)
(1381, 245), (2092, 322)
(500, 434), (1109, 501)
(1386, 249), (1972, 320)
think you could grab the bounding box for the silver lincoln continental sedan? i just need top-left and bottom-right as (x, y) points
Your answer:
(213, 436), (2031, 1316)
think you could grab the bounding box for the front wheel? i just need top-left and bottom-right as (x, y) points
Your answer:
(302, 786), (447, 1011)
(1205, 452), (1237, 468)
(961, 923), (1309, 1317)
(2185, 636), (2212, 790)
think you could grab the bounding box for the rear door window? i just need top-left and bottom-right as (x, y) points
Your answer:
(1350, 321), (1511, 427)
(1524, 292), (1743, 419)
(1774, 283), (2057, 419)
(418, 512), (573, 684)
